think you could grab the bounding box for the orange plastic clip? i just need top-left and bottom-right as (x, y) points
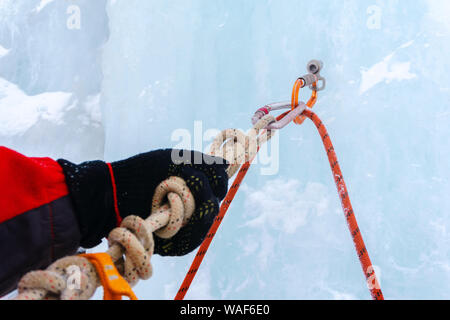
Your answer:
(80, 253), (138, 301)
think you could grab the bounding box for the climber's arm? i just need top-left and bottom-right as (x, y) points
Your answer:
(0, 147), (228, 297)
(0, 147), (82, 297)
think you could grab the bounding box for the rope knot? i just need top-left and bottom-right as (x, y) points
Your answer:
(210, 115), (276, 177)
(108, 176), (195, 287)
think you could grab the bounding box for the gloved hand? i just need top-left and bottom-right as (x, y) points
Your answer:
(57, 149), (229, 256)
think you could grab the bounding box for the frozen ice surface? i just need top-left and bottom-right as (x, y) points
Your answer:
(1, 0), (450, 300)
(0, 0), (108, 162)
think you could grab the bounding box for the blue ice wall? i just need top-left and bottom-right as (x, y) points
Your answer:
(0, 0), (108, 161)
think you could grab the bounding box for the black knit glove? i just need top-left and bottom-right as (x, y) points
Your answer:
(57, 149), (229, 257)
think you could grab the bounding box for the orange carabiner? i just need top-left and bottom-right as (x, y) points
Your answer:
(291, 78), (318, 125)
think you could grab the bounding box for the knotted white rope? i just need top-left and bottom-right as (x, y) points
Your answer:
(12, 114), (276, 300)
(14, 176), (194, 300)
(210, 114), (275, 177)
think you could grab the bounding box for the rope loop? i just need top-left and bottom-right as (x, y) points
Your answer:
(210, 115), (276, 177)
(108, 216), (154, 287)
(16, 256), (98, 300)
(152, 176), (195, 237)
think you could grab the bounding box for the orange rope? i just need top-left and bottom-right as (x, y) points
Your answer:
(174, 159), (254, 300)
(303, 110), (384, 300)
(175, 82), (384, 300)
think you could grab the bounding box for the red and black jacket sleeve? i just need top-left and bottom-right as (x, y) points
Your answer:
(0, 147), (228, 297)
(0, 147), (82, 296)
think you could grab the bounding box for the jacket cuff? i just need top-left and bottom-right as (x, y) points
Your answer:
(57, 159), (116, 248)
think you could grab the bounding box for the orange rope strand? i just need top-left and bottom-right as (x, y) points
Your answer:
(303, 110), (384, 300)
(175, 109), (384, 300)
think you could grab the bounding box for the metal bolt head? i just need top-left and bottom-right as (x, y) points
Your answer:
(307, 60), (324, 75)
